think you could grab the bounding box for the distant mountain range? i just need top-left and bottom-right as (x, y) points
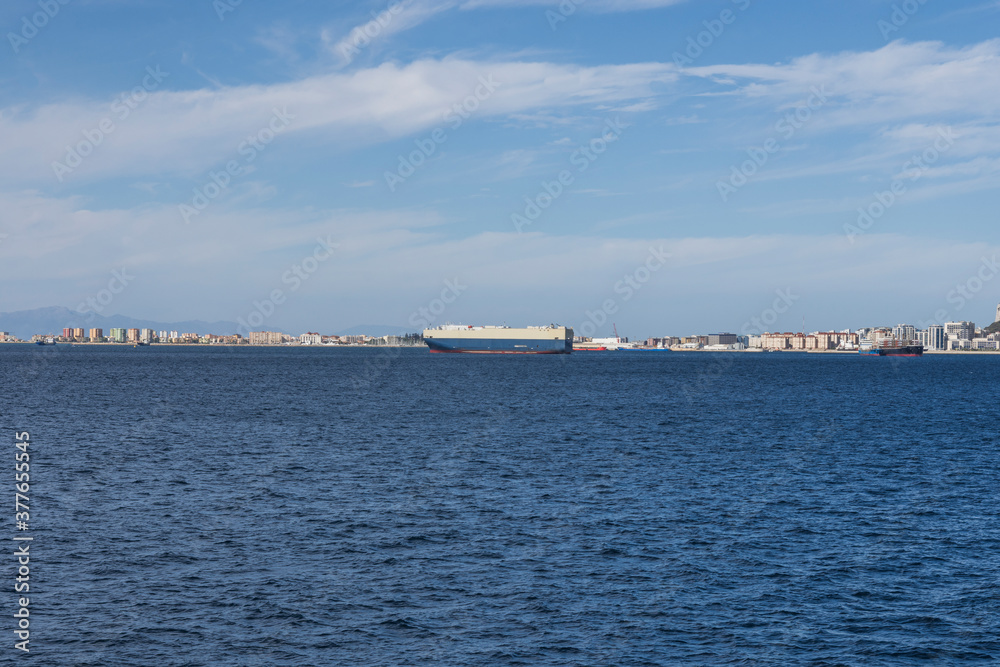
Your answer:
(0, 307), (413, 340)
(0, 306), (243, 339)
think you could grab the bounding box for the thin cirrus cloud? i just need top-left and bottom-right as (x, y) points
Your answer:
(0, 58), (676, 185)
(687, 40), (1000, 129)
(683, 40), (1000, 195)
(325, 0), (688, 64)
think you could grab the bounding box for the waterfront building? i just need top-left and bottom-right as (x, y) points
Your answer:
(158, 330), (168, 340)
(249, 331), (284, 345)
(72, 327), (85, 340)
(926, 325), (946, 351)
(761, 332), (790, 349)
(892, 324), (916, 342)
(127, 328), (140, 342)
(110, 328), (127, 343)
(140, 329), (155, 344)
(299, 333), (322, 345)
(89, 328), (103, 341)
(708, 333), (738, 346)
(62, 327), (73, 339)
(945, 321), (975, 342)
(169, 330), (179, 341)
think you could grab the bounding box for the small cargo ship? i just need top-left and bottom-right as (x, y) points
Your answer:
(859, 339), (923, 356)
(572, 341), (608, 351)
(423, 324), (573, 354)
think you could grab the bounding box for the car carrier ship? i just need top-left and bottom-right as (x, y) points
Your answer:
(422, 324), (573, 354)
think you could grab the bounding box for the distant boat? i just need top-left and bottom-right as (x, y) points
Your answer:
(573, 342), (608, 351)
(35, 338), (56, 346)
(859, 339), (923, 357)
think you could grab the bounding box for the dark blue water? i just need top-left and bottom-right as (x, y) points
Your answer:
(2, 345), (999, 665)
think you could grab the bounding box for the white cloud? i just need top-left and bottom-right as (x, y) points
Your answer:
(461, 0), (687, 10)
(0, 58), (675, 186)
(323, 0), (688, 68)
(325, 0), (459, 65)
(687, 40), (1000, 130)
(3, 190), (998, 333)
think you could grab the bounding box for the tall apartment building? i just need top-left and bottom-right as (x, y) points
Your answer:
(708, 333), (738, 346)
(109, 328), (126, 343)
(140, 329), (155, 344)
(72, 327), (85, 340)
(89, 328), (104, 341)
(127, 328), (140, 342)
(892, 324), (916, 342)
(926, 324), (946, 351)
(62, 328), (73, 339)
(249, 331), (284, 345)
(945, 321), (975, 341)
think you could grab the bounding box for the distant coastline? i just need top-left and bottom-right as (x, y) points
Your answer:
(6, 342), (1000, 354)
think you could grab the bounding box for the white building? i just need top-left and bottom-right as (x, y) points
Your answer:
(972, 338), (999, 350)
(924, 325), (946, 351)
(299, 333), (322, 345)
(892, 324), (916, 342)
(945, 321), (975, 342)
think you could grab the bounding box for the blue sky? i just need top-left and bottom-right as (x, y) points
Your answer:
(2, 0), (1000, 338)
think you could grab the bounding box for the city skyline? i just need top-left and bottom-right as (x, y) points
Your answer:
(2, 1), (1000, 335)
(5, 304), (999, 350)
